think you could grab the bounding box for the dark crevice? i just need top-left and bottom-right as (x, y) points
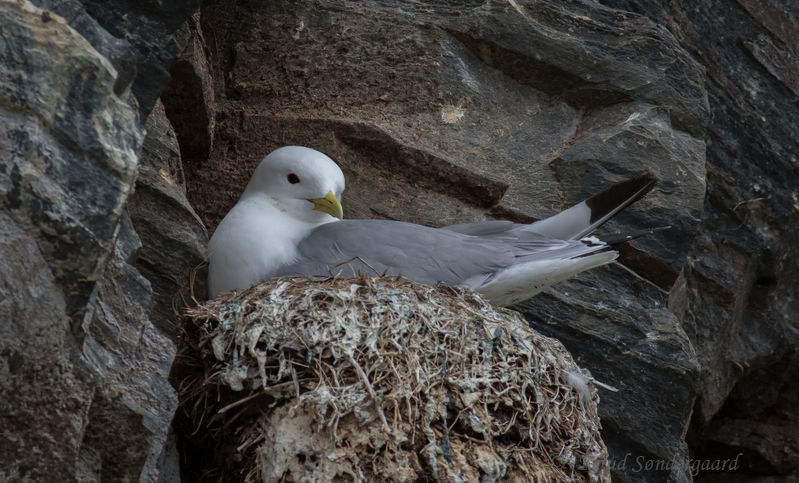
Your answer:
(162, 59), (213, 161)
(617, 243), (678, 289)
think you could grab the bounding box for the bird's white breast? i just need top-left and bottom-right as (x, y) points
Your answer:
(207, 195), (319, 297)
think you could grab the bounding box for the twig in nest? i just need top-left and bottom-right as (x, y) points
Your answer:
(330, 256), (382, 278)
(218, 392), (262, 414)
(348, 354), (391, 433)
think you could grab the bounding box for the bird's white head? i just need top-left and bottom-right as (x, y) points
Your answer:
(243, 146), (345, 223)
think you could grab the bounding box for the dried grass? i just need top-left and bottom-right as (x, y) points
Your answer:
(177, 276), (609, 482)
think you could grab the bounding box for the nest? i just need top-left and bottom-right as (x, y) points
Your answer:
(176, 276), (609, 482)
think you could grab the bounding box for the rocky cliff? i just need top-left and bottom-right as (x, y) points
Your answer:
(1, 0), (797, 481)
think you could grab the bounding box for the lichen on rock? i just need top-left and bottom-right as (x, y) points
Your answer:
(179, 276), (610, 482)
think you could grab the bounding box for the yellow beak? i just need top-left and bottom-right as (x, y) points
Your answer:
(310, 191), (343, 219)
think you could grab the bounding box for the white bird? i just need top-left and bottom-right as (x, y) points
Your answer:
(208, 146), (657, 306)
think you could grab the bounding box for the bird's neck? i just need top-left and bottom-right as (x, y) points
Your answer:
(244, 194), (324, 255)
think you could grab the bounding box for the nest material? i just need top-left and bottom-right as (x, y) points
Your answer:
(179, 276), (610, 482)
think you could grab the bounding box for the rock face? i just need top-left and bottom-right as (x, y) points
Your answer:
(129, 100), (208, 335)
(31, 0), (203, 118)
(596, 0), (799, 478)
(1, 1), (141, 324)
(0, 0), (202, 480)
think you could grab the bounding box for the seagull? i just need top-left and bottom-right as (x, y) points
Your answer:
(207, 146), (658, 306)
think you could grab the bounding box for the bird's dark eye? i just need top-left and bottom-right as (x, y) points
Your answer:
(287, 173), (300, 184)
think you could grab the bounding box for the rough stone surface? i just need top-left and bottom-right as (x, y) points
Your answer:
(595, 0), (799, 480)
(176, 1), (708, 481)
(129, 100), (208, 335)
(1, 0), (200, 480)
(1, 0), (141, 323)
(0, 212), (94, 481)
(81, 212), (179, 482)
(32, 0), (204, 118)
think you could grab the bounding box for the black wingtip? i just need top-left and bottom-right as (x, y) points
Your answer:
(585, 172), (658, 225)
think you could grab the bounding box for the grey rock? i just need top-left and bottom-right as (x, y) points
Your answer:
(31, 0), (138, 98)
(32, 0), (203, 118)
(81, 211), (178, 482)
(0, 212), (71, 366)
(0, 0), (142, 332)
(597, 0), (799, 478)
(1, 1), (196, 480)
(0, 213), (94, 481)
(129, 100), (208, 337)
(437, 0), (709, 137)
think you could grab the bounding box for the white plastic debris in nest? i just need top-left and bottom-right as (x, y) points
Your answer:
(182, 276), (610, 482)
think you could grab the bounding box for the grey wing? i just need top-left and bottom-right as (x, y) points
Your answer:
(281, 220), (510, 284)
(441, 220), (522, 236)
(278, 219), (603, 285)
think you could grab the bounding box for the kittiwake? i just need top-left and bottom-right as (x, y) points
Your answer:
(207, 146), (658, 305)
